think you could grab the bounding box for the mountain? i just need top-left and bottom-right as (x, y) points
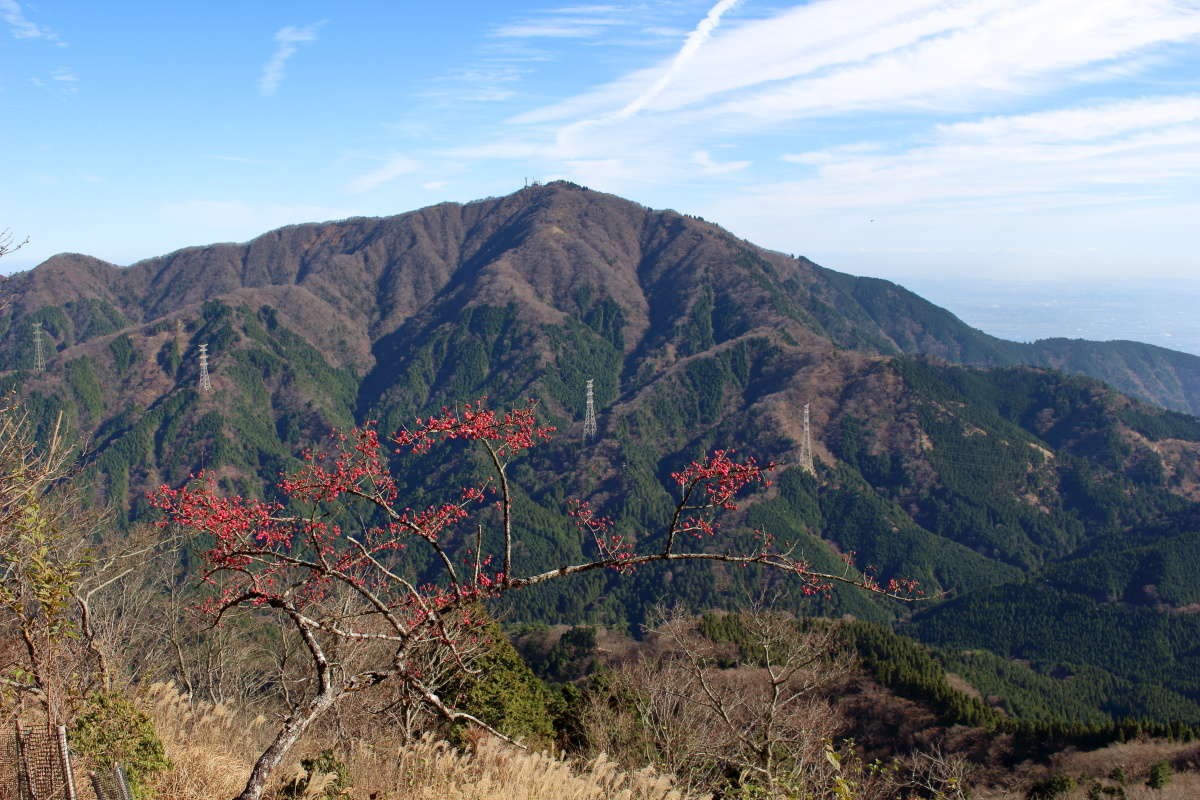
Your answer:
(3, 181), (1200, 725)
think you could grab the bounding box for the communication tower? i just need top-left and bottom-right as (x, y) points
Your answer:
(583, 378), (597, 441)
(800, 402), (815, 474)
(32, 322), (45, 373)
(198, 344), (212, 392)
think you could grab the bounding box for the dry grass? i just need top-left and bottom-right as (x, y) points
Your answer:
(141, 683), (706, 800)
(344, 734), (709, 800)
(141, 682), (266, 800)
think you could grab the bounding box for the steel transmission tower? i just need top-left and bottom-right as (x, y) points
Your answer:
(583, 379), (597, 441)
(32, 322), (45, 372)
(198, 344), (212, 392)
(800, 402), (815, 474)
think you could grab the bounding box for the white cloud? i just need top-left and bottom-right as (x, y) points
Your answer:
(259, 23), (323, 96)
(769, 95), (1200, 210)
(422, 181), (448, 190)
(0, 0), (63, 43)
(711, 0), (1200, 124)
(513, 0), (1200, 127)
(692, 149), (749, 174)
(493, 21), (610, 38)
(345, 155), (422, 194)
(50, 66), (77, 82)
(698, 94), (1200, 279)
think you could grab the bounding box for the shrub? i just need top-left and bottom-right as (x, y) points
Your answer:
(71, 692), (170, 798)
(1146, 760), (1172, 790)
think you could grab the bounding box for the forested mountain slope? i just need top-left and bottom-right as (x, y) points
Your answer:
(3, 181), (1200, 725)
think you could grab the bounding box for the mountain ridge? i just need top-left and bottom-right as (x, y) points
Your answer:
(7, 181), (1197, 416)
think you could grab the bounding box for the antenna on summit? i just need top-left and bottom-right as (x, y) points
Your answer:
(800, 402), (815, 474)
(583, 378), (597, 441)
(197, 344), (212, 392)
(32, 322), (45, 372)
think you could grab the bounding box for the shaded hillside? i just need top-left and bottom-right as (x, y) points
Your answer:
(3, 181), (1200, 725)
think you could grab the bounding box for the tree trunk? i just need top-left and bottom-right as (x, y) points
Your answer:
(233, 691), (338, 800)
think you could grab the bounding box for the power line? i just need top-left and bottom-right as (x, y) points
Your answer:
(198, 343), (212, 392)
(32, 322), (45, 373)
(583, 378), (597, 441)
(800, 402), (815, 474)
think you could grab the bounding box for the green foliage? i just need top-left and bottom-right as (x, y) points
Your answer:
(70, 692), (170, 799)
(1119, 405), (1200, 441)
(456, 621), (556, 745)
(65, 357), (103, 422)
(1146, 760), (1172, 790)
(841, 620), (1002, 729)
(909, 581), (1200, 725)
(108, 334), (136, 374)
(540, 626), (598, 683)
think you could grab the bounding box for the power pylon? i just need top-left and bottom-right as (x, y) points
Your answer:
(198, 344), (212, 392)
(800, 402), (815, 474)
(32, 322), (45, 372)
(583, 379), (597, 441)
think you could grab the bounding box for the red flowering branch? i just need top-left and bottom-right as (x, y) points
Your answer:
(391, 399), (554, 588)
(149, 399), (917, 800)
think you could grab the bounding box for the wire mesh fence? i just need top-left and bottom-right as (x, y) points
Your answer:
(0, 717), (137, 800)
(85, 765), (130, 800)
(0, 721), (77, 800)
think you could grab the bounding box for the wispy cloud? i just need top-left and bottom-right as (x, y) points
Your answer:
(515, 0), (1200, 126)
(695, 94), (1200, 278)
(345, 155), (421, 194)
(435, 65), (524, 103)
(492, 3), (627, 39)
(769, 95), (1200, 211)
(31, 66), (78, 92)
(615, 0), (742, 119)
(259, 22), (324, 96)
(461, 0), (1200, 196)
(692, 149), (749, 175)
(0, 0), (64, 44)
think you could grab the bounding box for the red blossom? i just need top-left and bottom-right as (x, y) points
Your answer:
(671, 450), (774, 510)
(391, 399), (555, 459)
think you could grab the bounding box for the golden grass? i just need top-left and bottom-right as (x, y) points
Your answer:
(140, 683), (707, 800)
(344, 734), (708, 800)
(141, 682), (265, 800)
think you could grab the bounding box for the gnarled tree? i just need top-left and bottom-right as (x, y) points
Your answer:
(152, 399), (917, 800)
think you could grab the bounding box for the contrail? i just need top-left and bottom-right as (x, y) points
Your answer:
(615, 0), (745, 119)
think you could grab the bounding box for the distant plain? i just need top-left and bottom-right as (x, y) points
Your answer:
(900, 278), (1200, 358)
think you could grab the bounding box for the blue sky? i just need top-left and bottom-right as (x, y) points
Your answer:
(3, 0), (1200, 287)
